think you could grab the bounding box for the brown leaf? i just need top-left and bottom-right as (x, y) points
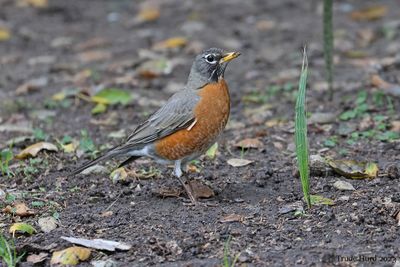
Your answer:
(16, 0), (48, 8)
(188, 180), (214, 199)
(227, 158), (253, 167)
(153, 37), (187, 51)
(16, 142), (58, 159)
(3, 202), (35, 217)
(15, 77), (48, 95)
(51, 247), (91, 265)
(219, 214), (244, 223)
(75, 37), (109, 51)
(26, 253), (48, 264)
(0, 26), (11, 41)
(155, 187), (182, 198)
(351, 5), (387, 21)
(391, 121), (400, 132)
(326, 159), (379, 179)
(234, 138), (263, 149)
(371, 74), (394, 89)
(134, 6), (160, 23)
(77, 50), (111, 63)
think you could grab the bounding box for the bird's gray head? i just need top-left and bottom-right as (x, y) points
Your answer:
(186, 48), (240, 89)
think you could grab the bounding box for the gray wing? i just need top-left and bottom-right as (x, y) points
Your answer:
(125, 89), (200, 145)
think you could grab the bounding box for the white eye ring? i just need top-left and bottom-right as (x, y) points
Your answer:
(204, 54), (218, 64)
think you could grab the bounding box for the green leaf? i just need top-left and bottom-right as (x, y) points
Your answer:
(79, 130), (96, 153)
(206, 143), (218, 159)
(91, 103), (107, 114)
(93, 88), (132, 105)
(310, 194), (335, 206)
(323, 139), (336, 147)
(376, 131), (400, 141)
(9, 223), (36, 235)
(295, 48), (311, 208)
(339, 110), (357, 121)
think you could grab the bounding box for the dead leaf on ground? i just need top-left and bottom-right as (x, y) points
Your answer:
(0, 26), (11, 41)
(75, 37), (109, 51)
(234, 138), (263, 149)
(26, 252), (48, 264)
(3, 202), (35, 217)
(9, 222), (36, 236)
(153, 37), (187, 51)
(77, 49), (111, 63)
(38, 216), (57, 233)
(134, 6), (160, 23)
(310, 195), (335, 206)
(371, 74), (395, 89)
(61, 140), (79, 153)
(61, 236), (132, 252)
(391, 121), (400, 132)
(326, 159), (379, 179)
(137, 58), (173, 79)
(351, 5), (387, 21)
(51, 246), (91, 265)
(16, 0), (48, 8)
(155, 187), (182, 198)
(188, 180), (214, 199)
(220, 214), (244, 223)
(15, 76), (48, 95)
(15, 142), (58, 159)
(227, 158), (253, 167)
(110, 167), (128, 183)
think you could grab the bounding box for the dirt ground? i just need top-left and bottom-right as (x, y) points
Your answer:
(1, 0), (400, 266)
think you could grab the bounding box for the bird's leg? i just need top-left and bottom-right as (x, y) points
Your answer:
(174, 160), (198, 205)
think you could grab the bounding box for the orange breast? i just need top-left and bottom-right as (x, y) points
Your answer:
(155, 79), (230, 160)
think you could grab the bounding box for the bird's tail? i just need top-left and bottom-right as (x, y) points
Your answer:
(70, 146), (122, 176)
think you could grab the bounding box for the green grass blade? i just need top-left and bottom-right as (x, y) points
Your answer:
(323, 0), (333, 100)
(295, 48), (311, 209)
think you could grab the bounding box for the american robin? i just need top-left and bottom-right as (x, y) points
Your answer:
(71, 48), (240, 204)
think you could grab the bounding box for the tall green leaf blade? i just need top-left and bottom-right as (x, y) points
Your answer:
(295, 48), (311, 208)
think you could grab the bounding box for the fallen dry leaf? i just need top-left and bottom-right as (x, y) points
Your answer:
(351, 5), (387, 21)
(0, 27), (11, 41)
(333, 180), (355, 191)
(15, 142), (58, 159)
(61, 141), (79, 153)
(15, 76), (48, 95)
(17, 0), (48, 8)
(371, 74), (393, 89)
(188, 180), (214, 199)
(234, 138), (263, 149)
(153, 37), (187, 50)
(75, 37), (108, 51)
(51, 247), (91, 265)
(155, 187), (182, 198)
(110, 167), (128, 183)
(77, 49), (111, 63)
(26, 253), (48, 264)
(61, 236), (132, 251)
(38, 216), (57, 233)
(220, 214), (244, 223)
(134, 6), (160, 23)
(3, 202), (35, 217)
(227, 158), (253, 167)
(327, 159), (378, 179)
(391, 121), (400, 132)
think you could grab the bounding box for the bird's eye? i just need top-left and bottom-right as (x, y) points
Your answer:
(205, 54), (216, 63)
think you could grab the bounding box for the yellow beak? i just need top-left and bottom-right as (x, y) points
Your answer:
(220, 51), (241, 63)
